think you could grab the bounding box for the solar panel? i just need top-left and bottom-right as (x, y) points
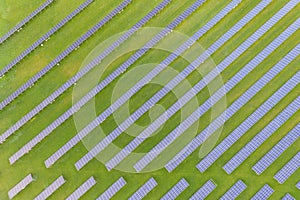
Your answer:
(160, 178), (189, 200)
(274, 152), (300, 184)
(281, 193), (296, 200)
(43, 0), (207, 169)
(96, 177), (126, 200)
(135, 17), (300, 172)
(223, 97), (300, 174)
(77, 0), (243, 171)
(252, 123), (300, 175)
(251, 184), (274, 200)
(0, 0), (131, 111)
(0, 0), (54, 44)
(0, 0), (93, 77)
(296, 181), (300, 190)
(66, 176), (96, 200)
(219, 180), (246, 200)
(128, 177), (157, 200)
(189, 179), (216, 200)
(8, 174), (34, 199)
(34, 175), (66, 200)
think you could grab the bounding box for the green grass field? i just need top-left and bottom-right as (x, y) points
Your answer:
(0, 0), (299, 199)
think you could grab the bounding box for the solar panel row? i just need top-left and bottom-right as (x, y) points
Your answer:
(223, 95), (300, 174)
(135, 16), (299, 172)
(34, 175), (66, 200)
(252, 123), (300, 175)
(80, 0), (244, 171)
(0, 0), (94, 78)
(66, 176), (96, 200)
(189, 179), (216, 200)
(128, 177), (157, 200)
(195, 67), (300, 174)
(160, 178), (189, 200)
(296, 181), (300, 190)
(0, 0), (169, 144)
(0, 0), (54, 44)
(166, 18), (300, 173)
(0, 0), (131, 111)
(8, 174), (33, 199)
(281, 193), (296, 200)
(43, 0), (207, 168)
(219, 180), (246, 200)
(96, 177), (126, 200)
(274, 151), (300, 184)
(251, 184), (274, 200)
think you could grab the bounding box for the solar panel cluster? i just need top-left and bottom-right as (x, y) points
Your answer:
(0, 0), (169, 145)
(1, 0), (299, 199)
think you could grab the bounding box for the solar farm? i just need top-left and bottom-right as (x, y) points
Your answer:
(0, 0), (299, 199)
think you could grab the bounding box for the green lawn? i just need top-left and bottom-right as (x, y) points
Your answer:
(0, 0), (299, 199)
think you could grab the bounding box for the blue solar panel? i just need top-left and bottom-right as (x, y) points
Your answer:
(274, 152), (300, 184)
(96, 177), (126, 200)
(160, 178), (189, 200)
(128, 178), (157, 200)
(66, 177), (96, 200)
(189, 179), (216, 200)
(219, 180), (246, 200)
(34, 176), (66, 200)
(281, 193), (296, 200)
(0, 0), (54, 44)
(251, 184), (274, 200)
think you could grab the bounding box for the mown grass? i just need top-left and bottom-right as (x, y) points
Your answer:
(0, 0), (299, 199)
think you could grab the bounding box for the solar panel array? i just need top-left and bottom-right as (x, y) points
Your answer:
(0, 0), (170, 144)
(135, 15), (300, 172)
(274, 152), (300, 184)
(189, 179), (216, 200)
(34, 175), (66, 200)
(251, 184), (274, 200)
(160, 178), (189, 200)
(223, 96), (300, 174)
(128, 177), (157, 200)
(252, 123), (300, 175)
(43, 0), (208, 169)
(1, 0), (299, 199)
(0, 0), (94, 78)
(66, 176), (96, 200)
(8, 174), (34, 199)
(96, 177), (126, 200)
(195, 68), (300, 174)
(79, 0), (243, 171)
(0, 0), (131, 111)
(0, 0), (54, 44)
(219, 180), (246, 200)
